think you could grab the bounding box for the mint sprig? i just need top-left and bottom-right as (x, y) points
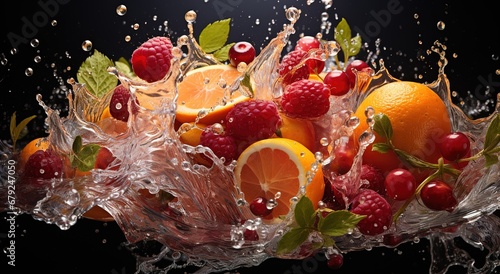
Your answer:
(70, 135), (101, 172)
(77, 49), (118, 98)
(199, 18), (232, 62)
(276, 196), (364, 255)
(10, 112), (36, 151)
(334, 18), (362, 69)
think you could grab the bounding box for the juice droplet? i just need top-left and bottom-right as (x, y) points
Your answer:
(185, 10), (197, 23)
(132, 23), (139, 30)
(82, 40), (93, 51)
(285, 7), (301, 23)
(437, 21), (445, 30)
(125, 35), (131, 42)
(116, 5), (127, 16)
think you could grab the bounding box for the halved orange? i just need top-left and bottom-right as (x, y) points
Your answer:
(175, 64), (250, 125)
(235, 138), (325, 223)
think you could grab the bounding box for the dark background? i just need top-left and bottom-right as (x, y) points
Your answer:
(1, 0), (499, 273)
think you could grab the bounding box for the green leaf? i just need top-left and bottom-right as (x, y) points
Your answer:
(71, 136), (101, 172)
(372, 143), (392, 153)
(212, 42), (234, 62)
(72, 135), (83, 154)
(334, 18), (362, 64)
(276, 227), (311, 255)
(10, 112), (36, 151)
(317, 210), (365, 237)
(484, 153), (499, 167)
(483, 114), (500, 152)
(372, 113), (393, 141)
(348, 35), (362, 57)
(294, 196), (316, 228)
(114, 57), (136, 79)
(77, 49), (118, 98)
(199, 18), (231, 53)
(240, 73), (254, 97)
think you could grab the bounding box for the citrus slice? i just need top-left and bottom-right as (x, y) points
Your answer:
(175, 64), (250, 125)
(235, 138), (325, 223)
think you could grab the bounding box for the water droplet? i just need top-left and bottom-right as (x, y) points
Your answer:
(436, 21), (445, 30)
(359, 131), (375, 146)
(39, 168), (45, 174)
(115, 102), (123, 110)
(364, 106), (375, 118)
(492, 55), (499, 61)
(51, 20), (57, 26)
(152, 15), (157, 21)
(255, 19), (260, 25)
(414, 13), (419, 19)
(124, 35), (131, 42)
(320, 137), (329, 146)
(1, 56), (8, 66)
(82, 40), (93, 51)
(10, 48), (18, 55)
(218, 78), (227, 88)
(495, 69), (500, 75)
(34, 56), (42, 63)
(285, 7), (301, 23)
(321, 12), (329, 22)
(30, 39), (39, 48)
(203, 77), (210, 84)
(116, 5), (127, 16)
(237, 62), (247, 72)
(185, 10), (197, 23)
(25, 68), (33, 76)
(132, 23), (139, 30)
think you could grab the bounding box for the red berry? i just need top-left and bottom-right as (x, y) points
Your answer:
(109, 84), (140, 122)
(280, 79), (330, 119)
(323, 69), (351, 96)
(322, 177), (347, 210)
(438, 132), (471, 162)
(345, 59), (371, 88)
(420, 181), (457, 212)
(200, 125), (238, 164)
(278, 50), (310, 85)
(249, 197), (272, 217)
(384, 168), (417, 201)
(350, 189), (392, 236)
(295, 36), (321, 52)
(360, 164), (386, 194)
(131, 36), (173, 82)
(326, 253), (344, 270)
(94, 147), (117, 170)
(24, 149), (64, 182)
(329, 137), (357, 175)
(229, 41), (256, 67)
(243, 228), (259, 241)
(225, 99), (281, 143)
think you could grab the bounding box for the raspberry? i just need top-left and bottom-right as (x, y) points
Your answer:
(360, 164), (386, 194)
(24, 149), (64, 182)
(280, 79), (330, 119)
(131, 36), (173, 83)
(200, 125), (237, 164)
(350, 189), (392, 236)
(278, 49), (310, 85)
(109, 84), (140, 122)
(225, 99), (282, 143)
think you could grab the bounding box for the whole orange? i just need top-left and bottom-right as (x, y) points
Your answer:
(352, 81), (452, 179)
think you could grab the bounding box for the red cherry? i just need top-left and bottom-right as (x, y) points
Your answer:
(420, 181), (457, 212)
(229, 41), (256, 67)
(295, 36), (321, 52)
(249, 196), (272, 217)
(384, 168), (417, 201)
(329, 137), (357, 175)
(345, 59), (371, 88)
(438, 132), (471, 162)
(323, 69), (351, 96)
(243, 228), (259, 241)
(326, 253), (344, 270)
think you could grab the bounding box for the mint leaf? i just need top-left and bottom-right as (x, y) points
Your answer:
(372, 143), (392, 153)
(10, 112), (36, 151)
(372, 113), (393, 141)
(484, 153), (499, 167)
(483, 114), (500, 151)
(317, 210), (365, 237)
(294, 196), (316, 228)
(77, 49), (118, 98)
(276, 227), (311, 255)
(334, 18), (362, 66)
(240, 73), (254, 97)
(199, 18), (231, 53)
(114, 57), (136, 79)
(71, 136), (101, 172)
(213, 42), (234, 62)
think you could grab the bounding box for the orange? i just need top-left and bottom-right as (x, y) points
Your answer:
(274, 113), (316, 152)
(82, 206), (114, 222)
(235, 138), (325, 223)
(352, 81), (452, 178)
(100, 106), (112, 120)
(178, 122), (207, 147)
(18, 137), (50, 169)
(175, 64), (250, 125)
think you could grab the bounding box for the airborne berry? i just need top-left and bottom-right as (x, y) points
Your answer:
(131, 36), (173, 82)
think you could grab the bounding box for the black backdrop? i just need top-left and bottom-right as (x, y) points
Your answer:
(1, 0), (499, 273)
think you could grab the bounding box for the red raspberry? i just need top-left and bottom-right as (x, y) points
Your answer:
(24, 149), (64, 182)
(350, 189), (392, 236)
(131, 36), (173, 83)
(280, 79), (330, 119)
(109, 84), (140, 122)
(225, 99), (282, 143)
(278, 49), (310, 85)
(360, 164), (386, 194)
(200, 125), (237, 164)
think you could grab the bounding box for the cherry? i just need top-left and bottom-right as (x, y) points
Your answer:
(295, 36), (321, 52)
(384, 168), (417, 201)
(329, 137), (357, 175)
(229, 41), (256, 67)
(323, 69), (351, 96)
(109, 84), (140, 122)
(243, 228), (259, 241)
(345, 59), (371, 88)
(24, 149), (64, 182)
(420, 180), (457, 212)
(438, 132), (471, 162)
(326, 253), (344, 270)
(249, 196), (272, 217)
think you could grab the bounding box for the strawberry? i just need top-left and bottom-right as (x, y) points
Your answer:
(350, 189), (392, 236)
(131, 36), (173, 83)
(277, 49), (310, 85)
(360, 164), (386, 194)
(200, 125), (238, 164)
(225, 99), (282, 144)
(109, 84), (140, 122)
(280, 79), (330, 119)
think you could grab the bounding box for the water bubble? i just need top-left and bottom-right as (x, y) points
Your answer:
(152, 15), (157, 21)
(436, 21), (445, 30)
(10, 48), (18, 55)
(132, 23), (139, 30)
(1, 55), (8, 66)
(255, 19), (260, 25)
(34, 56), (42, 63)
(321, 12), (329, 22)
(30, 39), (40, 48)
(82, 40), (93, 51)
(320, 137), (329, 146)
(414, 13), (419, 19)
(185, 10), (197, 23)
(116, 5), (127, 16)
(125, 35), (131, 42)
(51, 20), (57, 26)
(25, 68), (34, 76)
